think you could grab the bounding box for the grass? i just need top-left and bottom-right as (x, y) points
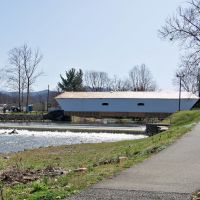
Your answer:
(0, 110), (200, 199)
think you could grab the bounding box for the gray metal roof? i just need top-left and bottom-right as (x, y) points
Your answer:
(56, 91), (198, 100)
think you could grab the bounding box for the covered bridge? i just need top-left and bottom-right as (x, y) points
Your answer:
(55, 91), (199, 118)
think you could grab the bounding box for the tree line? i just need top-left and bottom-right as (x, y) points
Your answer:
(57, 64), (157, 92)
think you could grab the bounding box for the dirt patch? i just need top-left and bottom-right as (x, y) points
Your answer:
(193, 191), (200, 200)
(0, 166), (69, 186)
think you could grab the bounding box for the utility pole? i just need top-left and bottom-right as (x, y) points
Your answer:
(198, 68), (200, 98)
(47, 85), (50, 112)
(176, 74), (185, 111)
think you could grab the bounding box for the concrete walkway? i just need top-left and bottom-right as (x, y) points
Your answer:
(70, 123), (200, 200)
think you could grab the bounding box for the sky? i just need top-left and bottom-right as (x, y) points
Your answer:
(0, 0), (185, 91)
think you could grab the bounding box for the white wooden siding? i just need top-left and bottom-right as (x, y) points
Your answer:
(57, 98), (198, 113)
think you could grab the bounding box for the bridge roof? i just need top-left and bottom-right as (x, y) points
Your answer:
(56, 91), (198, 100)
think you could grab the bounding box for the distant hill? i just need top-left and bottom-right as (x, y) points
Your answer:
(0, 90), (58, 97)
(31, 90), (49, 97)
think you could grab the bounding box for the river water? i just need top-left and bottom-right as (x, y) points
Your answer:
(0, 129), (147, 153)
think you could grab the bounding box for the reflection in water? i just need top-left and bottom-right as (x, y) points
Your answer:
(0, 129), (147, 153)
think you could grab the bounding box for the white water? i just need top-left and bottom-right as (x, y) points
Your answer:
(0, 129), (147, 153)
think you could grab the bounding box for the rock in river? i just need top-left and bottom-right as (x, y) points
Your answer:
(8, 129), (19, 135)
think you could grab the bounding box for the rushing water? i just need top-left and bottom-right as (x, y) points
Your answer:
(0, 129), (147, 153)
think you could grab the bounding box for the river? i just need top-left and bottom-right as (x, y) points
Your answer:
(0, 129), (147, 153)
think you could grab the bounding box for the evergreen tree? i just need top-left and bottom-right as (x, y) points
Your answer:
(58, 68), (84, 91)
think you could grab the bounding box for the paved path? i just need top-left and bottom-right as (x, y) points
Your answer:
(70, 123), (200, 200)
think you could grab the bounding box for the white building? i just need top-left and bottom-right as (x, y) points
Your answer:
(55, 91), (199, 118)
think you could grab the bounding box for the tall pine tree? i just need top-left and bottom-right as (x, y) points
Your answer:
(58, 68), (84, 91)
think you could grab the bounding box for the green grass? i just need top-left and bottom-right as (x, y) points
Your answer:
(0, 110), (200, 200)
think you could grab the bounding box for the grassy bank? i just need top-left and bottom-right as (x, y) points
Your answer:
(0, 110), (200, 200)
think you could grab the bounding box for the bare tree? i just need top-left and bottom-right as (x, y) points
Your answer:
(21, 44), (43, 111)
(21, 71), (27, 108)
(5, 47), (26, 109)
(128, 64), (156, 91)
(110, 75), (131, 91)
(159, 0), (200, 93)
(173, 59), (199, 94)
(84, 68), (156, 92)
(84, 71), (111, 91)
(5, 44), (43, 110)
(0, 68), (8, 93)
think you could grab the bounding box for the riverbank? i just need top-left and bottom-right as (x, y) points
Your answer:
(0, 110), (199, 200)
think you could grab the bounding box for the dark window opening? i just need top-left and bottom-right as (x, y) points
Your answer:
(137, 103), (144, 106)
(102, 103), (109, 106)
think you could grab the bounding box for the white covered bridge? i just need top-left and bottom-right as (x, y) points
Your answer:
(55, 91), (199, 118)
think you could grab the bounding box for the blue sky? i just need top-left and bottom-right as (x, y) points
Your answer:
(0, 0), (184, 91)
